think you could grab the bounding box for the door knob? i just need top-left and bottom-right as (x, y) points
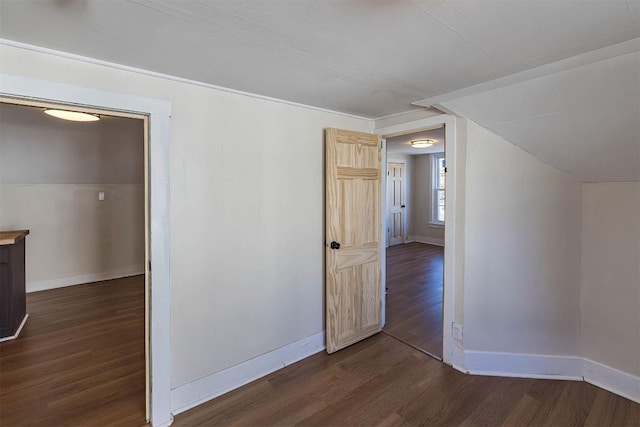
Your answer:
(330, 241), (341, 250)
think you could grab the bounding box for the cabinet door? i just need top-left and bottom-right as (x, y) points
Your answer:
(11, 239), (26, 327)
(0, 255), (10, 336)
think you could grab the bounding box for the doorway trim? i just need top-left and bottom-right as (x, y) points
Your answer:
(0, 74), (173, 426)
(376, 114), (457, 366)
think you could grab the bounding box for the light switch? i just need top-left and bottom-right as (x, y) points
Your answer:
(98, 191), (105, 201)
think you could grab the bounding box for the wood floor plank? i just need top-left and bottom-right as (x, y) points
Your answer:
(500, 394), (545, 427)
(5, 264), (637, 426)
(0, 276), (146, 426)
(459, 377), (536, 427)
(298, 354), (429, 426)
(545, 380), (598, 426)
(396, 371), (493, 426)
(384, 242), (443, 357)
(174, 333), (639, 426)
(375, 412), (412, 427)
(585, 388), (640, 426)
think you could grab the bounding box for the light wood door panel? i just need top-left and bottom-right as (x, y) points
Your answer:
(388, 162), (405, 246)
(326, 128), (382, 354)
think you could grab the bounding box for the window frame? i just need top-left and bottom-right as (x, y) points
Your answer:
(430, 152), (446, 227)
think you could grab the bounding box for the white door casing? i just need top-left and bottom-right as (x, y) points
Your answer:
(0, 74), (173, 426)
(376, 114), (458, 368)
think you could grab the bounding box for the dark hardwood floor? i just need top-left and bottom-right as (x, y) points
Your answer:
(384, 242), (443, 358)
(3, 269), (639, 426)
(0, 275), (146, 426)
(174, 333), (639, 426)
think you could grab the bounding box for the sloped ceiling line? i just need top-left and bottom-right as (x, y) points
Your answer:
(439, 50), (640, 182)
(413, 38), (640, 108)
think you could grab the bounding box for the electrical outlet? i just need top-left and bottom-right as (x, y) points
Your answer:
(98, 191), (105, 201)
(452, 323), (463, 341)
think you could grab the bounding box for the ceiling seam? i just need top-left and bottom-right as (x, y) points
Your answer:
(147, 0), (433, 96)
(625, 0), (640, 28)
(407, 0), (515, 72)
(414, 38), (640, 108)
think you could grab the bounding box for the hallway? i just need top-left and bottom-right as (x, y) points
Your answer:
(384, 242), (443, 358)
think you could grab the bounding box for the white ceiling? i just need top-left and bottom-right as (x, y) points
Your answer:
(387, 127), (444, 155)
(442, 50), (640, 182)
(0, 0), (637, 118)
(0, 0), (638, 181)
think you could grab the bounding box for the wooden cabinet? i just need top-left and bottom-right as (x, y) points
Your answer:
(0, 230), (29, 340)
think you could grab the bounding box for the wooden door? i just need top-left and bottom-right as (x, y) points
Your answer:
(325, 128), (382, 354)
(387, 162), (405, 246)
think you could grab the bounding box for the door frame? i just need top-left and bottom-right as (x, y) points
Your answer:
(376, 114), (457, 366)
(385, 159), (407, 247)
(0, 74), (173, 426)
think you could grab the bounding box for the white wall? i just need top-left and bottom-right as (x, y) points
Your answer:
(410, 153), (445, 245)
(581, 182), (640, 376)
(0, 185), (144, 292)
(0, 44), (372, 391)
(0, 104), (143, 184)
(463, 120), (582, 356)
(0, 103), (145, 292)
(378, 113), (637, 399)
(3, 43), (635, 408)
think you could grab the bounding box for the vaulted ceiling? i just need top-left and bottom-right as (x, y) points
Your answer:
(0, 0), (638, 181)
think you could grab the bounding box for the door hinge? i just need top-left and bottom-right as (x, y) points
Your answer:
(148, 260), (152, 272)
(445, 167), (448, 173)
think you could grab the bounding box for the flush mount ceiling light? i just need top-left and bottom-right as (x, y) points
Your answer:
(410, 139), (434, 148)
(44, 109), (100, 122)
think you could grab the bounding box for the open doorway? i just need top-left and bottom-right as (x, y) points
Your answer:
(0, 100), (148, 424)
(382, 127), (445, 359)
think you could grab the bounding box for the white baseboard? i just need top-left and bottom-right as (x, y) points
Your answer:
(167, 336), (638, 418)
(27, 265), (144, 293)
(584, 358), (640, 403)
(451, 345), (466, 373)
(0, 314), (29, 343)
(407, 235), (444, 247)
(464, 350), (583, 380)
(460, 350), (639, 402)
(171, 331), (325, 415)
(152, 416), (174, 427)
